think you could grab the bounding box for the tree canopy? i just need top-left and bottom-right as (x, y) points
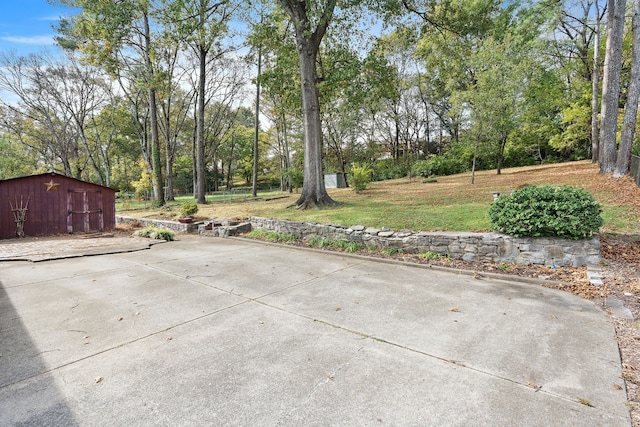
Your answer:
(0, 0), (636, 206)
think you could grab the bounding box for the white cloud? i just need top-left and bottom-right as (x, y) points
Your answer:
(0, 36), (55, 45)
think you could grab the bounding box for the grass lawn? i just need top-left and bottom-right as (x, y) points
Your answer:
(117, 160), (640, 235)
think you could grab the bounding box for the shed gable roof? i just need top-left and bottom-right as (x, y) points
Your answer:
(0, 172), (118, 192)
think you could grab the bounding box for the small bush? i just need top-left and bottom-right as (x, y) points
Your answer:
(151, 228), (176, 241)
(179, 203), (198, 218)
(134, 226), (175, 241)
(134, 227), (153, 238)
(350, 162), (373, 192)
(488, 185), (603, 239)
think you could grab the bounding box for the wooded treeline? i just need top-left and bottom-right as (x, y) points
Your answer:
(0, 0), (638, 207)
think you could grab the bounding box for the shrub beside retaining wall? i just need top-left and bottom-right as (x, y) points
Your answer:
(247, 217), (601, 267)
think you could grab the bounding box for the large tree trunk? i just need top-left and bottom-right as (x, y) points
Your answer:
(293, 37), (337, 209)
(614, 0), (640, 177)
(279, 0), (338, 209)
(196, 45), (207, 204)
(591, 0), (601, 162)
(252, 46), (262, 198)
(599, 0), (626, 173)
(148, 87), (164, 205)
(144, 12), (164, 206)
(163, 99), (175, 202)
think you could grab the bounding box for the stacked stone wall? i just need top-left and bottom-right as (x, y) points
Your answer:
(247, 217), (600, 267)
(115, 215), (601, 267)
(116, 216), (200, 233)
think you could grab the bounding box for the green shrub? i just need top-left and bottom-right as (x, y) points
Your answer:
(412, 160), (431, 178)
(134, 227), (153, 238)
(284, 168), (304, 191)
(350, 162), (373, 192)
(330, 240), (350, 250)
(372, 159), (409, 181)
(308, 237), (332, 248)
(151, 228), (176, 241)
(308, 237), (364, 253)
(134, 226), (175, 241)
(419, 251), (441, 261)
(488, 185), (603, 239)
(246, 229), (298, 243)
(344, 242), (365, 253)
(179, 203), (198, 218)
(307, 236), (322, 246)
(383, 247), (403, 255)
(412, 156), (466, 178)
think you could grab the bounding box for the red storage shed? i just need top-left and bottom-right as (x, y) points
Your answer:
(0, 172), (117, 239)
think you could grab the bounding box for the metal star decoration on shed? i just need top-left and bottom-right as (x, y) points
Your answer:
(45, 179), (60, 191)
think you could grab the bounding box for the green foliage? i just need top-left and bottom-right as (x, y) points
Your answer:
(383, 247), (403, 255)
(329, 239), (350, 250)
(0, 134), (39, 179)
(412, 160), (431, 178)
(131, 159), (153, 198)
(307, 237), (364, 253)
(488, 185), (603, 239)
(350, 162), (373, 192)
(373, 159), (409, 181)
(308, 236), (332, 248)
(284, 168), (304, 191)
(246, 230), (298, 243)
(344, 242), (365, 253)
(151, 228), (177, 241)
(179, 203), (198, 218)
(413, 156), (466, 178)
(497, 262), (513, 271)
(548, 92), (591, 159)
(134, 227), (176, 241)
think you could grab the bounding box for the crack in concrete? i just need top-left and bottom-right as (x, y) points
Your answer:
(276, 347), (365, 426)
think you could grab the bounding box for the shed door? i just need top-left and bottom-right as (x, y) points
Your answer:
(67, 190), (104, 233)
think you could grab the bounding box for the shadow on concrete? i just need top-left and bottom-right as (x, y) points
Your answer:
(0, 282), (78, 426)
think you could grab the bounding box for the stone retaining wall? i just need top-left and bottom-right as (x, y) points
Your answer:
(247, 217), (601, 267)
(115, 215), (601, 267)
(116, 215), (201, 233)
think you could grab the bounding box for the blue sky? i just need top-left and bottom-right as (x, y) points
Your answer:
(0, 0), (75, 56)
